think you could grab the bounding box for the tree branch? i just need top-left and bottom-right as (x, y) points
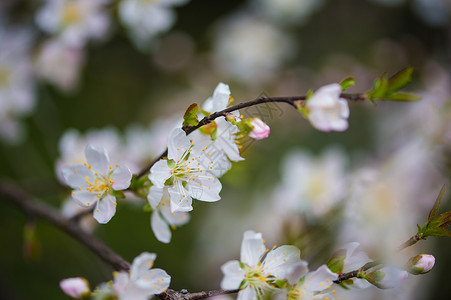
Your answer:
(136, 93), (366, 178)
(0, 181), (131, 271)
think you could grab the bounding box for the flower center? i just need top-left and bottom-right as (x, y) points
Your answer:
(62, 2), (82, 26)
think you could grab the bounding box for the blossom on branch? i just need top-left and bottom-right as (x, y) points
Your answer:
(62, 144), (132, 224)
(147, 186), (190, 243)
(221, 230), (305, 299)
(148, 128), (222, 213)
(305, 83), (349, 132)
(113, 252), (170, 300)
(60, 277), (90, 299)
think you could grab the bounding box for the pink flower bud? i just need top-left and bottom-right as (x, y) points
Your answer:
(60, 277), (90, 299)
(406, 254), (435, 275)
(248, 119), (270, 140)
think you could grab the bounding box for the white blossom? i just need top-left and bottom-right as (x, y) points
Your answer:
(35, 0), (111, 47)
(62, 144), (132, 224)
(113, 252), (170, 300)
(147, 186), (190, 243)
(148, 128), (222, 213)
(119, 0), (190, 49)
(306, 83), (349, 132)
(221, 230), (304, 299)
(34, 38), (85, 91)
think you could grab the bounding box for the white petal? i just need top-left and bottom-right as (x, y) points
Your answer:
(151, 210), (171, 244)
(131, 252), (156, 280)
(237, 286), (257, 300)
(136, 268), (170, 294)
(168, 183), (193, 213)
(202, 82), (230, 113)
(62, 165), (93, 188)
(72, 190), (98, 207)
(240, 231), (266, 267)
(285, 261), (309, 285)
(263, 245), (301, 280)
(93, 195), (117, 224)
(220, 260), (245, 290)
(85, 144), (110, 175)
(147, 186), (164, 209)
(167, 128), (191, 161)
(330, 118), (348, 132)
(338, 98), (350, 118)
(308, 111), (332, 132)
(160, 204), (190, 226)
(187, 176), (221, 202)
(375, 266), (408, 289)
(149, 160), (172, 188)
(111, 165), (132, 190)
(304, 265), (338, 292)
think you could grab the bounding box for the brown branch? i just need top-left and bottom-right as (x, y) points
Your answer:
(396, 233), (421, 252)
(0, 181), (131, 271)
(136, 93), (366, 178)
(156, 289), (239, 300)
(333, 262), (379, 284)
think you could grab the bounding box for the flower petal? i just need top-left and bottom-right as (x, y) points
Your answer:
(237, 286), (257, 300)
(111, 165), (132, 190)
(72, 190), (98, 207)
(147, 186), (164, 209)
(263, 245), (301, 280)
(167, 128), (191, 161)
(62, 165), (93, 188)
(240, 230), (266, 267)
(304, 265), (338, 292)
(93, 194), (117, 224)
(149, 160), (172, 188)
(168, 183), (193, 213)
(160, 203), (190, 226)
(151, 210), (171, 244)
(220, 260), (245, 290)
(202, 82), (230, 113)
(187, 176), (221, 202)
(85, 144), (110, 175)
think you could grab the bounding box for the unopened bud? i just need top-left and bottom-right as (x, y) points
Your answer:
(406, 254), (435, 275)
(366, 266), (408, 289)
(248, 118), (270, 140)
(60, 277), (90, 299)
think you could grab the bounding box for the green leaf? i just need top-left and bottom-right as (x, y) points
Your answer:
(327, 249), (346, 274)
(427, 185), (446, 226)
(386, 67), (414, 94)
(183, 103), (199, 127)
(424, 227), (451, 237)
(382, 93), (420, 102)
(339, 77), (355, 91)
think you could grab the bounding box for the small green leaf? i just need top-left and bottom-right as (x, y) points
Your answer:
(339, 77), (355, 91)
(386, 67), (414, 94)
(327, 249), (346, 274)
(427, 185), (446, 226)
(424, 227), (451, 237)
(382, 93), (420, 102)
(183, 103), (199, 127)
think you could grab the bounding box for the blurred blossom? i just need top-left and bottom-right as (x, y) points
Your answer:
(119, 0), (190, 49)
(213, 13), (293, 85)
(0, 27), (36, 143)
(251, 0), (326, 26)
(273, 148), (348, 219)
(34, 38), (85, 91)
(59, 277), (90, 299)
(412, 0), (451, 27)
(56, 127), (123, 183)
(35, 0), (111, 47)
(340, 138), (442, 252)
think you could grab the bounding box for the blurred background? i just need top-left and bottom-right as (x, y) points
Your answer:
(1, 0), (451, 299)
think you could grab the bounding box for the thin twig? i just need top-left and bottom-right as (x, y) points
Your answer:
(136, 93), (366, 178)
(0, 181), (131, 271)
